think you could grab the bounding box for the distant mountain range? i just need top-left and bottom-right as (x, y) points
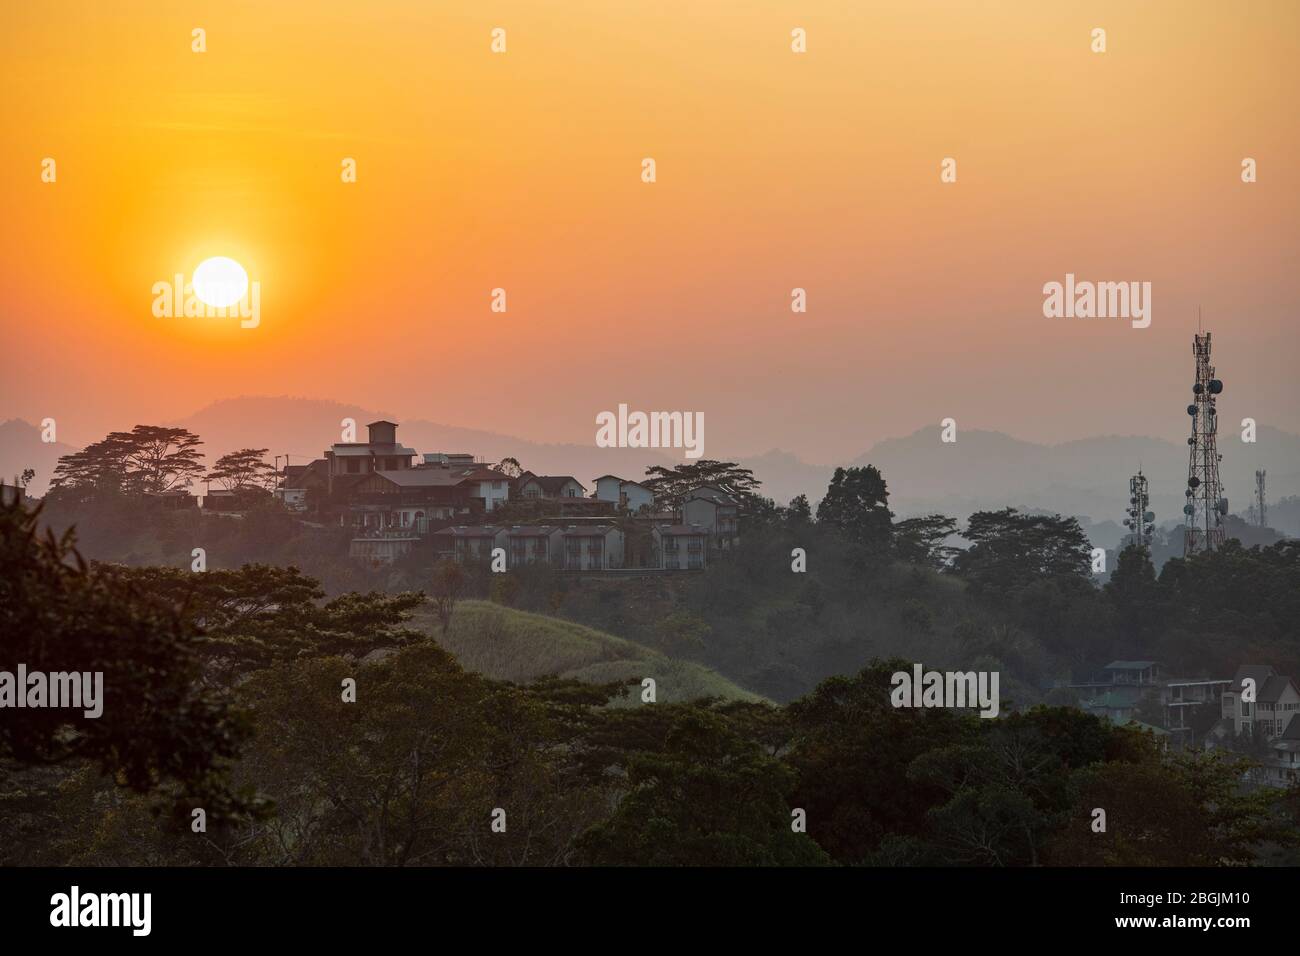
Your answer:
(4, 396), (1298, 549)
(0, 419), (78, 494)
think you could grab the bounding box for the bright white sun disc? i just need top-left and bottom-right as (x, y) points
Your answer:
(192, 257), (248, 308)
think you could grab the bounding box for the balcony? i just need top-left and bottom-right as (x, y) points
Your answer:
(353, 528), (421, 540)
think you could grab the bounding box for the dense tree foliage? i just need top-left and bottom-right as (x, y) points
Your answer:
(640, 459), (762, 510)
(815, 465), (893, 554)
(49, 425), (205, 500)
(10, 441), (1300, 867)
(0, 498), (254, 820)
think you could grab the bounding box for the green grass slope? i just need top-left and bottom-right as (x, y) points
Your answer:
(409, 600), (764, 704)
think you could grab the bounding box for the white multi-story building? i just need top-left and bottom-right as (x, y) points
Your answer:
(592, 475), (655, 512)
(1222, 665), (1300, 739)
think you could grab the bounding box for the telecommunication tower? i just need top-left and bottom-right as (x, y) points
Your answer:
(1255, 469), (1267, 528)
(1182, 331), (1227, 556)
(1122, 470), (1155, 548)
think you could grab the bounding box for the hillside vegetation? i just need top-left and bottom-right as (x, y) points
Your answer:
(410, 600), (764, 704)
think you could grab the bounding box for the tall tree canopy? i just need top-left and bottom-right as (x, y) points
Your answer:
(815, 465), (894, 552)
(50, 425), (205, 498)
(0, 498), (251, 816)
(641, 459), (762, 510)
(893, 514), (959, 569)
(953, 508), (1092, 593)
(208, 448), (276, 493)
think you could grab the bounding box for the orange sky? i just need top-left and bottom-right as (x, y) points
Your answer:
(2, 0), (1297, 461)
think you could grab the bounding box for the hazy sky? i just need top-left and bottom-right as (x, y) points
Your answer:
(2, 1), (1297, 460)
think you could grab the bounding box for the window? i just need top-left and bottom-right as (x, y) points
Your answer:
(347, 458), (360, 473)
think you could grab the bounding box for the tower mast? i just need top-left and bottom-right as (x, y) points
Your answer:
(1182, 331), (1226, 556)
(1123, 469), (1154, 549)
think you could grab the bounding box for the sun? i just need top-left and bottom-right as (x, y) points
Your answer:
(192, 257), (249, 308)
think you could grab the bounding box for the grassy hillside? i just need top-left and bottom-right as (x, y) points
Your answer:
(409, 600), (764, 704)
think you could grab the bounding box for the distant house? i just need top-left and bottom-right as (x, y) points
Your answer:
(343, 468), (475, 533)
(349, 530), (422, 566)
(682, 486), (740, 550)
(1124, 719), (1171, 751)
(431, 526), (507, 562)
(1099, 660), (1163, 686)
(1163, 677), (1233, 741)
(324, 420), (418, 485)
(516, 473), (586, 500)
(0, 483), (25, 507)
(503, 526), (563, 567)
(200, 488), (241, 513)
(592, 475), (654, 512)
(1073, 661), (1163, 725)
(559, 526), (623, 570)
(423, 452), (478, 469)
(452, 466), (512, 512)
(1222, 665), (1300, 739)
(143, 489), (196, 511)
(1264, 717), (1300, 788)
(653, 524), (709, 570)
(278, 459), (329, 512)
(1079, 688), (1142, 724)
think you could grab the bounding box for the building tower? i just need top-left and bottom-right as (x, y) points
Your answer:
(1122, 469), (1155, 549)
(1255, 469), (1267, 528)
(1182, 331), (1227, 556)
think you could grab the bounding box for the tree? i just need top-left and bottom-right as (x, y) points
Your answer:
(1045, 752), (1294, 865)
(641, 460), (762, 511)
(0, 497), (253, 818)
(654, 609), (711, 653)
(208, 448), (276, 493)
(786, 660), (974, 863)
(430, 559), (466, 636)
(48, 434), (136, 499)
(787, 494), (812, 524)
(495, 457), (524, 478)
(1105, 545), (1167, 646)
(893, 514), (959, 569)
(49, 424), (205, 498)
(112, 425), (205, 492)
(577, 708), (831, 866)
(115, 564), (424, 676)
(953, 508), (1092, 594)
(815, 465), (893, 552)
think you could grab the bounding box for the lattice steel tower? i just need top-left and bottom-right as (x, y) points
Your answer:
(1182, 331), (1226, 556)
(1123, 470), (1155, 549)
